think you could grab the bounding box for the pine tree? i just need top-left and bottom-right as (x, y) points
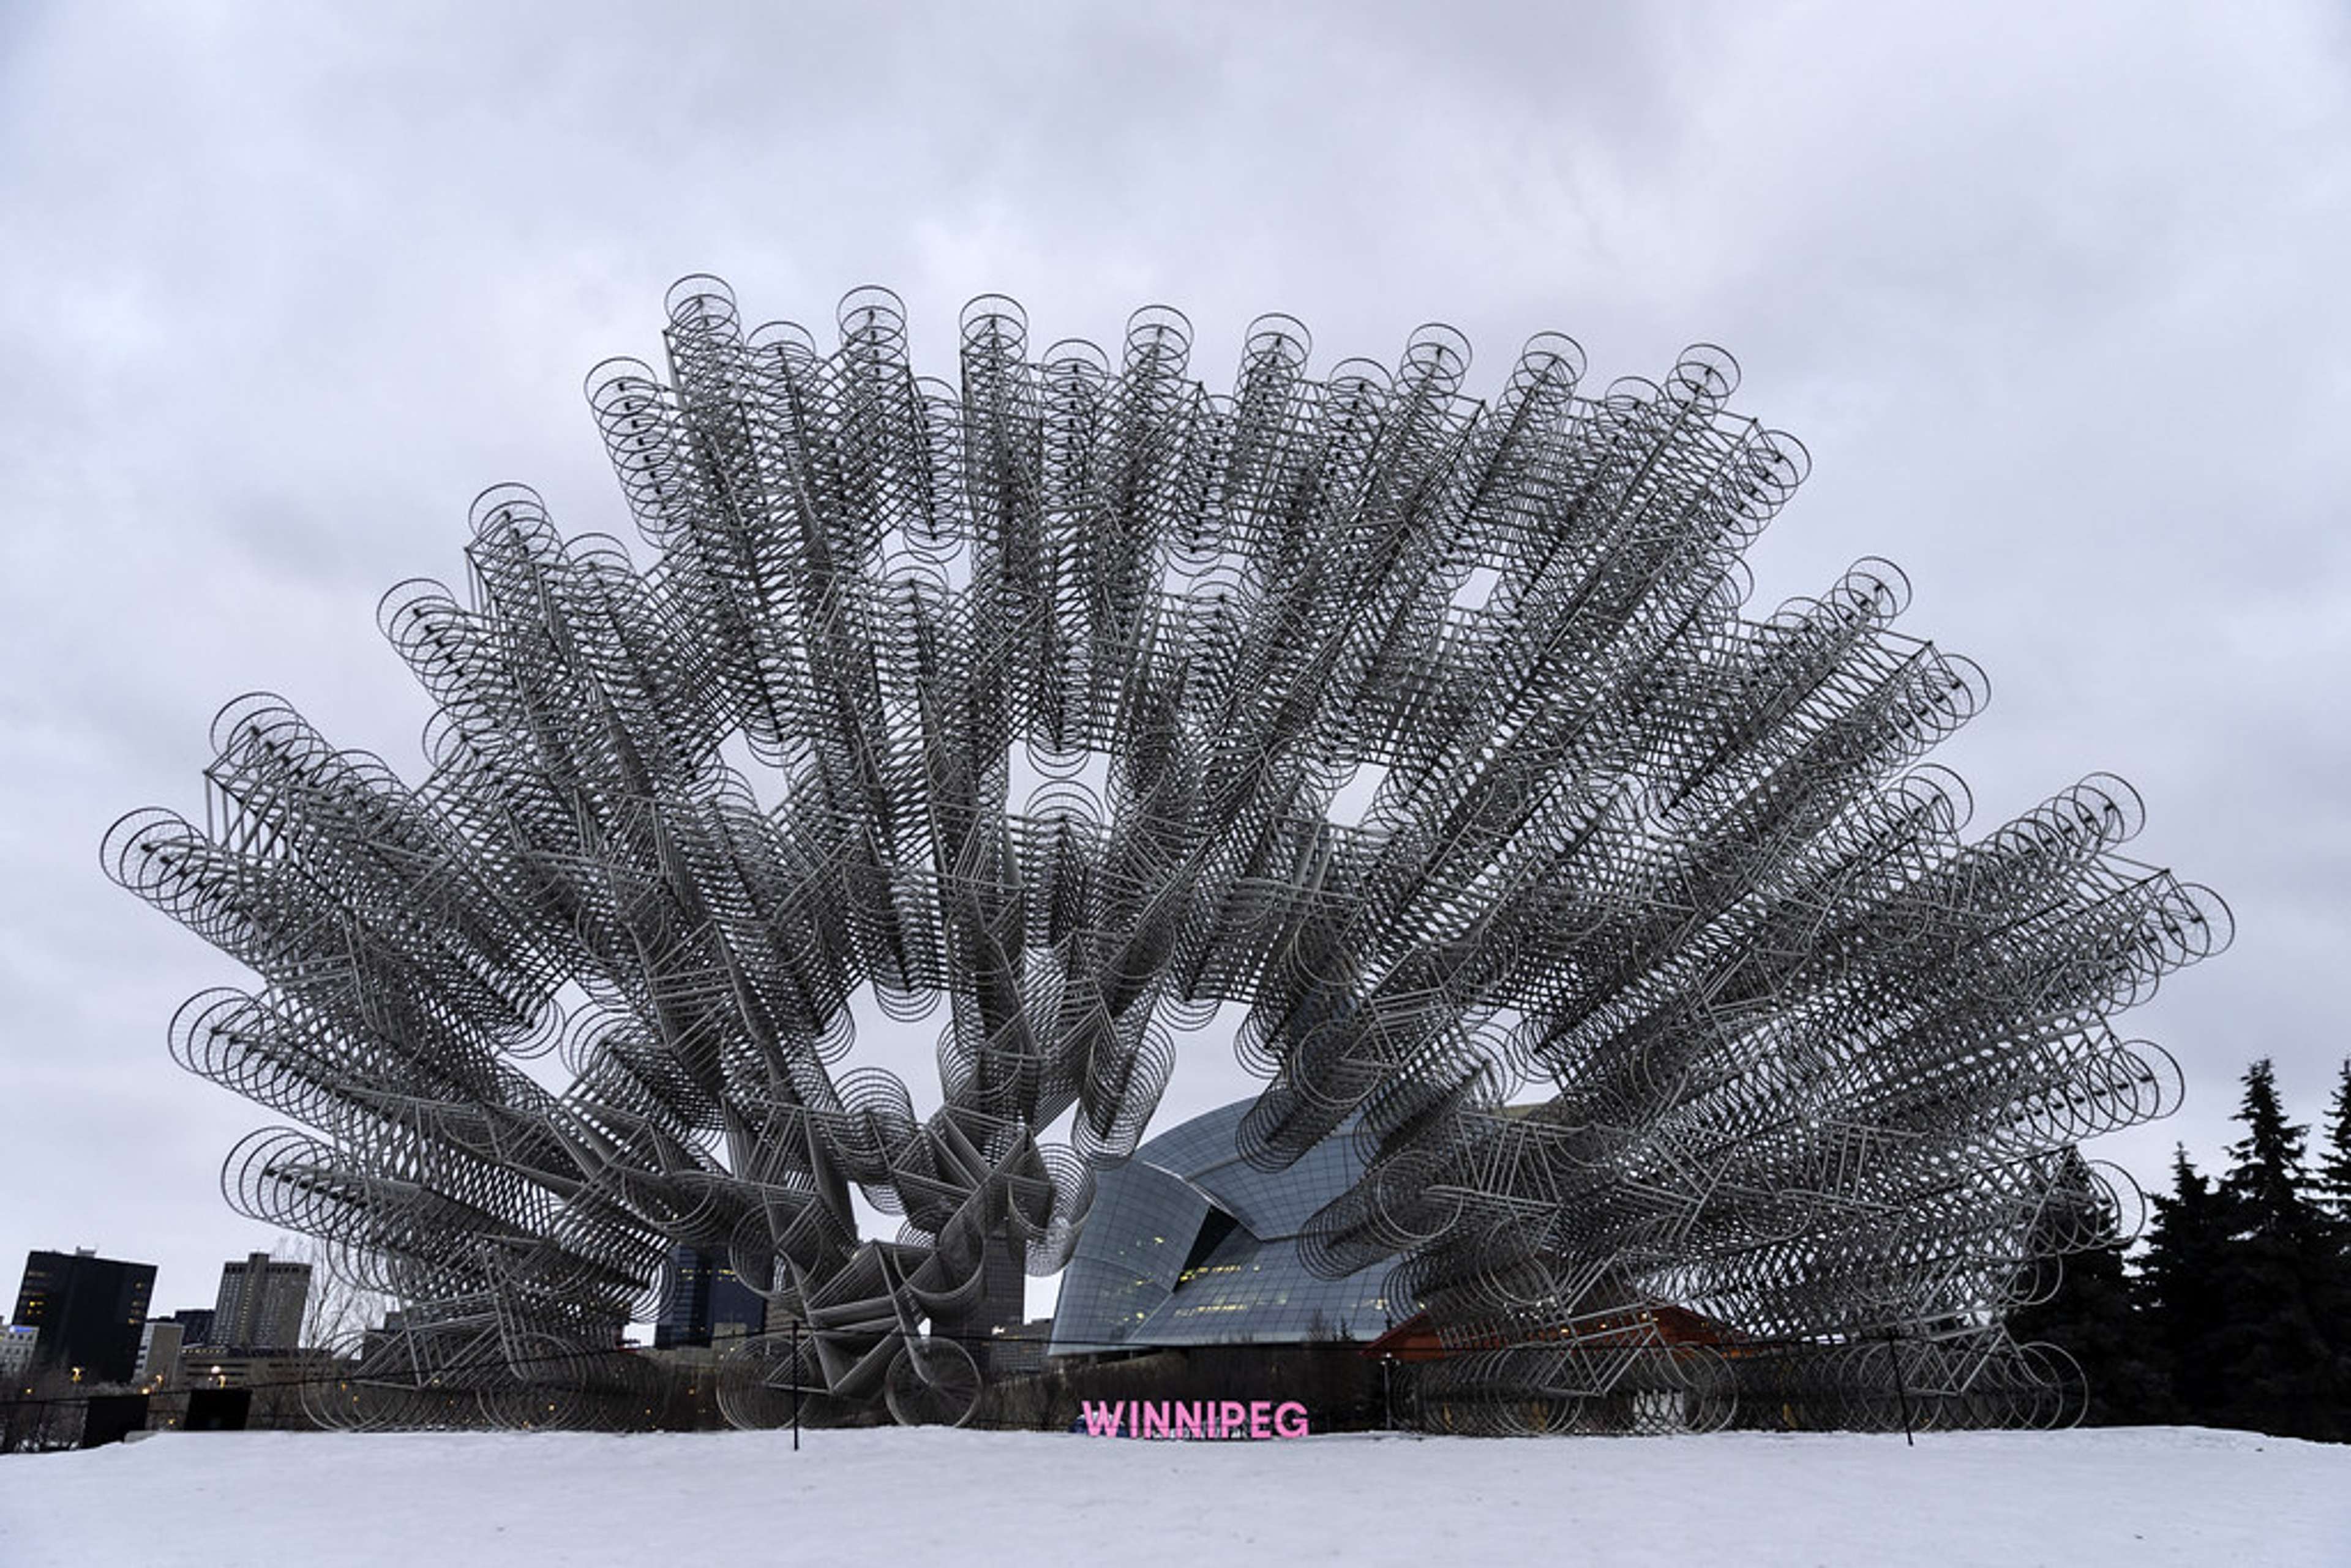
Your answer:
(2006, 1154), (2165, 1424)
(2317, 1058), (2351, 1438)
(2210, 1058), (2344, 1440)
(2225, 1059), (2312, 1231)
(2316, 1058), (2351, 1228)
(2137, 1147), (2230, 1423)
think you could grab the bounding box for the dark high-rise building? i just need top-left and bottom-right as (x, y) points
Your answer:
(937, 1230), (1029, 1376)
(653, 1247), (767, 1349)
(10, 1249), (156, 1384)
(160, 1307), (216, 1346)
(211, 1253), (311, 1351)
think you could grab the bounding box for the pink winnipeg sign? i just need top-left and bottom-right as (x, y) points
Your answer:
(1078, 1400), (1310, 1439)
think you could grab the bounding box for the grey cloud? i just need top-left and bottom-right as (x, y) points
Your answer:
(2, 0), (2342, 1310)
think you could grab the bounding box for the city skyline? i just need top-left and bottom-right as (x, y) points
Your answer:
(4, 2), (2347, 1321)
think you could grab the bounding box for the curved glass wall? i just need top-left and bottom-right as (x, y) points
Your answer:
(1049, 1101), (1395, 1354)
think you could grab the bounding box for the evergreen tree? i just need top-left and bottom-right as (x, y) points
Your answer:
(2209, 1058), (2344, 1440)
(2317, 1057), (2351, 1439)
(2006, 1154), (2166, 1424)
(2137, 1146), (2231, 1424)
(2316, 1058), (2351, 1228)
(2225, 1058), (2312, 1229)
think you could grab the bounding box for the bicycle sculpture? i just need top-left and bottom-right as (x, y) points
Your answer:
(106, 280), (2225, 1433)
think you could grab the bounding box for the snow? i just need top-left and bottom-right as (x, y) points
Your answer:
(2, 1426), (2345, 1567)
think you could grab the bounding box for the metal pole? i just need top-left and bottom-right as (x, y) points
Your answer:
(791, 1318), (801, 1452)
(1889, 1335), (1914, 1448)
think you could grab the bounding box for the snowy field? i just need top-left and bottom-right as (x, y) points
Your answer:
(2, 1425), (2345, 1567)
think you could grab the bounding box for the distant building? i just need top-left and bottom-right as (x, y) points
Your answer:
(174, 1345), (340, 1430)
(359, 1308), (407, 1360)
(160, 1307), (216, 1346)
(939, 1232), (1029, 1376)
(10, 1248), (156, 1384)
(176, 1346), (337, 1390)
(0, 1324), (39, 1386)
(989, 1316), (1057, 1378)
(653, 1247), (767, 1349)
(136, 1318), (186, 1385)
(211, 1253), (311, 1351)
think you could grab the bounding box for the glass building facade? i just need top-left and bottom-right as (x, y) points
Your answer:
(653, 1246), (768, 1348)
(1048, 1101), (1395, 1355)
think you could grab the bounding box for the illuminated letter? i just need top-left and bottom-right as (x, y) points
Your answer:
(1250, 1399), (1272, 1438)
(1274, 1401), (1308, 1438)
(1082, 1401), (1122, 1436)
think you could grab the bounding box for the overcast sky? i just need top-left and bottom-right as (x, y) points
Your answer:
(1, 1), (2344, 1321)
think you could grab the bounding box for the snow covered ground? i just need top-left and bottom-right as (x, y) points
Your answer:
(2, 1425), (2344, 1567)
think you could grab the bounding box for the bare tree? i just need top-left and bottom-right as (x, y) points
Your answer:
(271, 1232), (389, 1352)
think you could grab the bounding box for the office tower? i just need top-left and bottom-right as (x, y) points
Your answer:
(211, 1252), (311, 1352)
(11, 1249), (156, 1384)
(653, 1246), (767, 1349)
